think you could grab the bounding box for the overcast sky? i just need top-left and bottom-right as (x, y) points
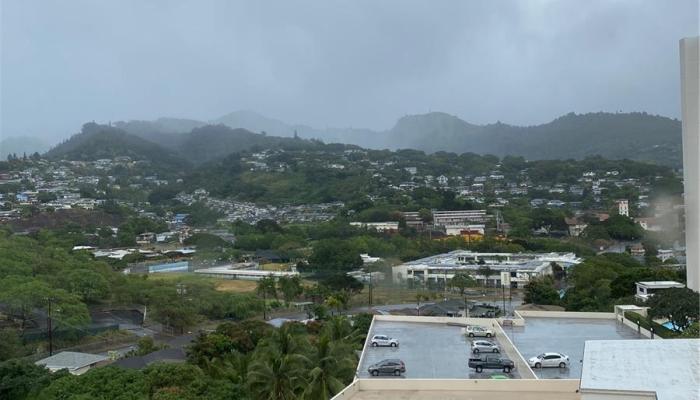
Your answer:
(1, 0), (698, 142)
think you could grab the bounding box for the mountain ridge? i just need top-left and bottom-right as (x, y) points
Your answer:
(77, 110), (682, 167)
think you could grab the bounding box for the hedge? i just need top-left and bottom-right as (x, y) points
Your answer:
(624, 311), (678, 338)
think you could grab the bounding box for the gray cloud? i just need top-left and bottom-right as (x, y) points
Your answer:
(1, 0), (698, 143)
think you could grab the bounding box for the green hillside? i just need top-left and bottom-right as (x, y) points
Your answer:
(45, 123), (191, 173)
(383, 112), (682, 167)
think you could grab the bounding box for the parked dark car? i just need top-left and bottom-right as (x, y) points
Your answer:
(468, 356), (515, 373)
(368, 359), (406, 376)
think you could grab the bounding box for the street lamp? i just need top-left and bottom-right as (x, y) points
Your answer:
(368, 267), (373, 309)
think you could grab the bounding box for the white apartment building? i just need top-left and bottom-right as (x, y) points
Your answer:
(432, 210), (488, 226)
(681, 37), (700, 292)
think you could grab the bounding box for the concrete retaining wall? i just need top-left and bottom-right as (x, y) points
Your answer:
(516, 310), (615, 319)
(581, 389), (657, 399)
(356, 378), (581, 392)
(374, 314), (475, 324)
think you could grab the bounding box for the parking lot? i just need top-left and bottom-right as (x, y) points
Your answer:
(503, 317), (645, 379)
(358, 320), (522, 379)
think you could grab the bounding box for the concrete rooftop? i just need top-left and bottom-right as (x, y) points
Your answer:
(581, 339), (700, 399)
(503, 317), (644, 379)
(358, 319), (522, 379)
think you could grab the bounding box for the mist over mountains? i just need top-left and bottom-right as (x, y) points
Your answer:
(0, 136), (51, 160)
(34, 109), (683, 167)
(107, 110), (681, 167)
(46, 122), (331, 168)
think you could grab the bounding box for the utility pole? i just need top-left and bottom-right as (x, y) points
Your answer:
(46, 297), (54, 356)
(501, 284), (506, 317)
(263, 290), (267, 320)
(444, 269), (448, 300)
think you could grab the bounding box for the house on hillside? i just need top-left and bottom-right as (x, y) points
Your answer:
(35, 351), (108, 375)
(635, 281), (685, 302)
(564, 217), (588, 237)
(254, 249), (289, 264)
(629, 243), (646, 259)
(136, 232), (156, 245)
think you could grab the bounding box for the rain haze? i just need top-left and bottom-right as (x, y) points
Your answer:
(1, 0), (698, 144)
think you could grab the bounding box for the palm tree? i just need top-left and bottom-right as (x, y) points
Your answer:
(335, 291), (350, 314)
(201, 350), (249, 384)
(259, 323), (308, 357)
(325, 295), (341, 316)
(323, 316), (355, 342)
(303, 335), (356, 400)
(247, 350), (309, 400)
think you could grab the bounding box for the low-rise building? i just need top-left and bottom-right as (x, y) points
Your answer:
(629, 243), (646, 258)
(35, 351), (108, 375)
(392, 250), (581, 287)
(350, 221), (400, 233)
(634, 281), (685, 302)
(194, 265), (299, 281)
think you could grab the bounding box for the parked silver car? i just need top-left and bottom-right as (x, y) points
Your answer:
(471, 340), (500, 354)
(465, 325), (494, 338)
(528, 352), (570, 368)
(370, 334), (399, 347)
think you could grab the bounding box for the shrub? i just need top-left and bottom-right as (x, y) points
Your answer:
(624, 311), (678, 338)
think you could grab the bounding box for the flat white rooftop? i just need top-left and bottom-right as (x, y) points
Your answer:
(580, 339), (700, 399)
(636, 281), (685, 288)
(194, 266), (298, 280)
(36, 351), (108, 374)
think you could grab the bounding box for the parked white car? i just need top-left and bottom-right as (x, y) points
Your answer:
(370, 334), (399, 347)
(465, 325), (494, 338)
(471, 340), (500, 354)
(528, 352), (570, 368)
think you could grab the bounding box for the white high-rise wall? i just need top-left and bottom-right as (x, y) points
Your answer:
(680, 37), (700, 292)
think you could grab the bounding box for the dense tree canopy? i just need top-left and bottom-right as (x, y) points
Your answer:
(647, 288), (699, 331)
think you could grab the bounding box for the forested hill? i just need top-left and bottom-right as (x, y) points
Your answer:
(175, 125), (328, 162)
(382, 112), (682, 167)
(47, 110), (682, 175)
(45, 123), (191, 172)
(44, 123), (341, 168)
(114, 111), (683, 167)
